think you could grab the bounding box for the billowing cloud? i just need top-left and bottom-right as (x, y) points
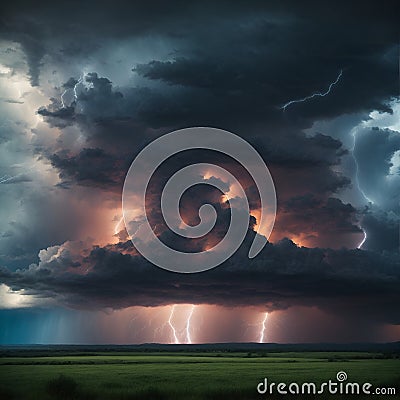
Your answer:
(1, 235), (399, 327)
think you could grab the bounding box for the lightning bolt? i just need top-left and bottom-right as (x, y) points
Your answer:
(259, 312), (268, 343)
(185, 305), (195, 344)
(351, 125), (374, 249)
(60, 75), (84, 108)
(60, 89), (68, 108)
(73, 76), (83, 101)
(168, 305), (180, 344)
(351, 127), (374, 205)
(114, 216), (124, 236)
(280, 69), (343, 111)
(357, 229), (367, 249)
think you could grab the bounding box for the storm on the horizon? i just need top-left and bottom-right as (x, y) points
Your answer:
(0, 0), (399, 344)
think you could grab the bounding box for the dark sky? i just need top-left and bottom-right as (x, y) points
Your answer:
(0, 0), (399, 344)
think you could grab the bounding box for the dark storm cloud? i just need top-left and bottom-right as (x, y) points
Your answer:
(18, 0), (396, 207)
(0, 0), (399, 341)
(354, 127), (400, 212)
(130, 3), (398, 124)
(361, 209), (399, 252)
(274, 195), (362, 248)
(0, 13), (47, 85)
(24, 0), (397, 220)
(49, 148), (126, 189)
(62, 78), (78, 89)
(34, 70), (362, 246)
(37, 73), (351, 190)
(1, 0), (398, 120)
(350, 126), (400, 252)
(252, 133), (347, 168)
(1, 235), (399, 324)
(37, 103), (76, 128)
(37, 74), (124, 127)
(73, 73), (125, 117)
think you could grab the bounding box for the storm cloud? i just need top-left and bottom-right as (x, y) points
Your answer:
(0, 0), (398, 343)
(1, 236), (399, 327)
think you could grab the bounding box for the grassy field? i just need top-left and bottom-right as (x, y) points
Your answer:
(0, 351), (399, 399)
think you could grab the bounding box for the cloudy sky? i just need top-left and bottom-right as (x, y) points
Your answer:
(0, 0), (399, 344)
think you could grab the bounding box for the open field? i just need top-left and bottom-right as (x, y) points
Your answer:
(0, 348), (399, 399)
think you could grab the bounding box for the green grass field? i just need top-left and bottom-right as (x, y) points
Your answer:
(0, 351), (399, 399)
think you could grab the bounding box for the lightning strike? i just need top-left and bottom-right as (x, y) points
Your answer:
(73, 76), (84, 101)
(114, 216), (124, 236)
(259, 312), (269, 343)
(351, 127), (374, 205)
(60, 75), (84, 108)
(185, 305), (195, 344)
(358, 229), (367, 249)
(60, 89), (68, 108)
(168, 305), (180, 344)
(350, 126), (374, 249)
(281, 69), (343, 110)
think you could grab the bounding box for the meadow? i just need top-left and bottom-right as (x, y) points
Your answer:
(0, 349), (399, 399)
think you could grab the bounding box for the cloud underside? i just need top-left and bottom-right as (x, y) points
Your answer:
(1, 235), (399, 325)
